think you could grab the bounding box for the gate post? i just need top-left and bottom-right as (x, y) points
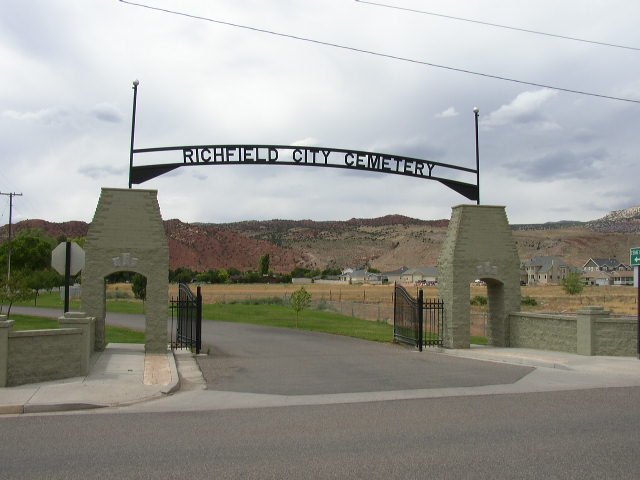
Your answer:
(196, 286), (202, 354)
(417, 289), (424, 352)
(83, 188), (169, 353)
(438, 205), (521, 348)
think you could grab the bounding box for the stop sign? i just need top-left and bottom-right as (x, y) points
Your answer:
(51, 242), (85, 275)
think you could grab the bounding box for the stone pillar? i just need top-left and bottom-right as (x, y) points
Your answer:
(82, 188), (169, 353)
(59, 312), (95, 375)
(438, 205), (521, 348)
(0, 316), (14, 387)
(576, 306), (609, 356)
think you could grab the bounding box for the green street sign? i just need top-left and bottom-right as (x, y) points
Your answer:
(631, 247), (640, 266)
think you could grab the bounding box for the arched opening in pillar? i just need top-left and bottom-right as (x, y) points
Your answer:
(103, 271), (148, 341)
(479, 277), (508, 346)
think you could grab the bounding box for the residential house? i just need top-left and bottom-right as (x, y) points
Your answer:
(583, 258), (628, 272)
(383, 266), (410, 284)
(522, 256), (577, 285)
(339, 268), (385, 284)
(582, 270), (611, 286)
(611, 270), (635, 286)
(399, 266), (438, 285)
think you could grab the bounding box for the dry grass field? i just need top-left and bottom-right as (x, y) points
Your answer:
(108, 282), (638, 315)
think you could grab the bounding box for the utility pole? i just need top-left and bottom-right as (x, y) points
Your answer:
(1, 192), (23, 281)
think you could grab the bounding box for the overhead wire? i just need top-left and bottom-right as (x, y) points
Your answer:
(355, 0), (640, 52)
(118, 0), (640, 105)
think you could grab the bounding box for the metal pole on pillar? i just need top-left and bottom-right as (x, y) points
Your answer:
(473, 107), (480, 205)
(636, 265), (639, 359)
(64, 241), (71, 314)
(128, 79), (139, 189)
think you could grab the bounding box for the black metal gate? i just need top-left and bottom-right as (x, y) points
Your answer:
(170, 283), (202, 353)
(393, 284), (444, 350)
(394, 284), (424, 350)
(423, 296), (444, 347)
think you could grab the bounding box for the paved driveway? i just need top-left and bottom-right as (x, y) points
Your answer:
(196, 321), (533, 395)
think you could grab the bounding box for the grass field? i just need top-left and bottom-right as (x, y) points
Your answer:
(17, 282), (638, 315)
(201, 303), (393, 342)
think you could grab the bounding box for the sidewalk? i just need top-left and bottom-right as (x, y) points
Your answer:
(2, 343), (639, 415)
(438, 344), (640, 376)
(0, 343), (179, 414)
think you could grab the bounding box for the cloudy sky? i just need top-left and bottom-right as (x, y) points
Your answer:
(1, 0), (639, 226)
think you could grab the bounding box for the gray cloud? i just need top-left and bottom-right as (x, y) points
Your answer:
(503, 148), (607, 182)
(90, 103), (123, 123)
(2, 107), (71, 125)
(482, 89), (559, 130)
(78, 165), (126, 180)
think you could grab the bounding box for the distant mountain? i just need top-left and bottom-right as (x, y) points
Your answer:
(512, 220), (585, 231)
(586, 206), (640, 233)
(1, 208), (638, 272)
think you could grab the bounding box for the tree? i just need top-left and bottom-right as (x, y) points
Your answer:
(0, 235), (52, 274)
(0, 273), (32, 316)
(259, 254), (270, 276)
(290, 286), (311, 328)
(217, 268), (230, 284)
(132, 274), (147, 301)
(171, 267), (195, 284)
(562, 272), (584, 295)
(24, 270), (58, 306)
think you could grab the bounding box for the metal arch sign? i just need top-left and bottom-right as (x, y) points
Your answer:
(129, 144), (479, 201)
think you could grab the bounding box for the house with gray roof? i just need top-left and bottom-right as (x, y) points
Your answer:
(383, 266), (410, 283)
(522, 256), (577, 285)
(400, 266), (438, 285)
(583, 258), (628, 272)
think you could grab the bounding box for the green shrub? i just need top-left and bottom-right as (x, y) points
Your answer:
(521, 296), (538, 306)
(470, 295), (488, 306)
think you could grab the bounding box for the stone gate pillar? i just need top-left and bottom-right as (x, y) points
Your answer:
(438, 205), (521, 348)
(82, 188), (169, 353)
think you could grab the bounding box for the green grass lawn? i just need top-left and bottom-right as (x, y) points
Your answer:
(15, 291), (146, 314)
(10, 314), (144, 344)
(202, 303), (394, 342)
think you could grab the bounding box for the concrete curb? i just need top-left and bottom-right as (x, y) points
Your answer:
(162, 349), (181, 395)
(23, 402), (109, 414)
(439, 349), (571, 370)
(0, 404), (25, 415)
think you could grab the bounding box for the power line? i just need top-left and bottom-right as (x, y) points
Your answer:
(118, 0), (640, 105)
(355, 0), (640, 52)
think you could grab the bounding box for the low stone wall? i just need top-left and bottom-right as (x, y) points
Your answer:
(594, 317), (637, 356)
(0, 313), (95, 387)
(509, 307), (637, 356)
(7, 328), (85, 386)
(509, 312), (577, 353)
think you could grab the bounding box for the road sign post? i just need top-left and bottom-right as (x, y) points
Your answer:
(51, 242), (85, 314)
(632, 248), (640, 359)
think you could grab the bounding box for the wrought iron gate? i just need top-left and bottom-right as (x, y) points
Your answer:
(170, 283), (202, 353)
(423, 296), (444, 347)
(393, 284), (444, 350)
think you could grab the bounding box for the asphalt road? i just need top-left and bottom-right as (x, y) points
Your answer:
(2, 387), (640, 479)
